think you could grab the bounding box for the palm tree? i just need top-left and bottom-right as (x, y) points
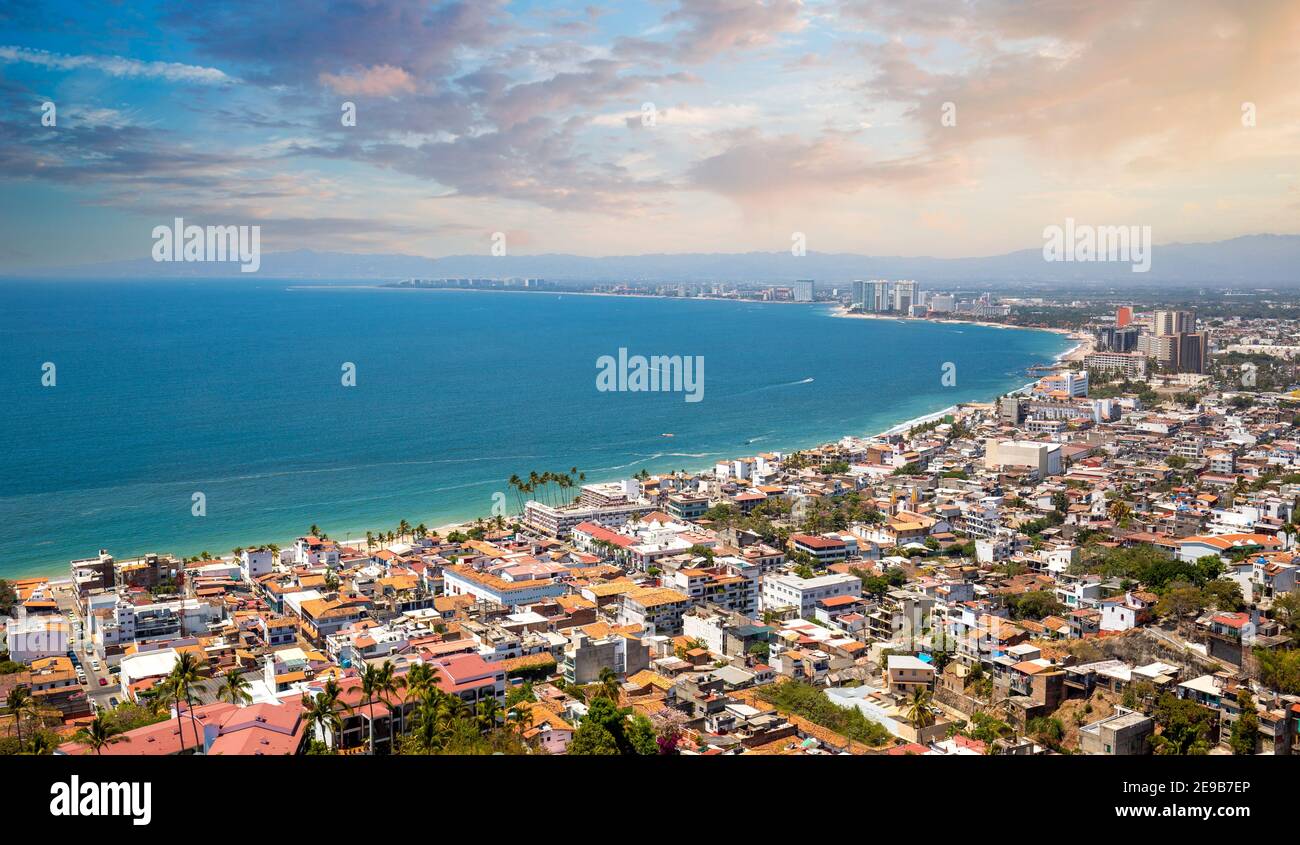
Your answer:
(1107, 499), (1131, 524)
(403, 663), (441, 706)
(72, 711), (126, 755)
(403, 698), (445, 754)
(301, 686), (345, 751)
(357, 661), (403, 754)
(216, 668), (253, 706)
(475, 697), (502, 732)
(415, 523), (427, 540)
(398, 519), (411, 541)
(365, 531), (375, 551)
(596, 667), (621, 703)
(309, 524), (320, 537)
(23, 730), (57, 755)
(168, 652), (206, 754)
(906, 687), (936, 730)
(6, 685), (33, 748)
(506, 703), (532, 736)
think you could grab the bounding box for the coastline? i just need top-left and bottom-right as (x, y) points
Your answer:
(6, 308), (1077, 583)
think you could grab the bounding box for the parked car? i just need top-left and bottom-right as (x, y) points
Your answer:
(98, 677), (107, 686)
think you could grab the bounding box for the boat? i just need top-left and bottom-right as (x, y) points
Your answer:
(661, 433), (675, 438)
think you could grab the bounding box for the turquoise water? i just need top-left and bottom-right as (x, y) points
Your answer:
(0, 280), (1069, 579)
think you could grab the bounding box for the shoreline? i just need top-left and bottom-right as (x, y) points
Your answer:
(5, 309), (1078, 583)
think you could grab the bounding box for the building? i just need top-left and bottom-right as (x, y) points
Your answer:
(681, 604), (773, 657)
(984, 440), (1062, 477)
(892, 280), (918, 312)
(761, 572), (861, 618)
(618, 587), (691, 635)
(442, 564), (567, 609)
(1085, 351), (1147, 379)
(240, 547), (276, 581)
(886, 654), (936, 695)
(523, 500), (654, 539)
(561, 630), (651, 685)
(792, 279), (814, 302)
(1078, 708), (1153, 754)
(1095, 324), (1140, 352)
(1154, 310), (1195, 336)
(787, 533), (849, 564)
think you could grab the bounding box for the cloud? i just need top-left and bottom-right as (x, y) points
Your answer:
(687, 129), (961, 205)
(852, 0), (1300, 163)
(663, 0), (808, 61)
(0, 45), (233, 84)
(319, 64), (417, 96)
(165, 0), (507, 86)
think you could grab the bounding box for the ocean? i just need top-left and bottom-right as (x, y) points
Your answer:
(0, 279), (1070, 580)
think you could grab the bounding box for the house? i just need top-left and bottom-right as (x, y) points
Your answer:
(886, 655), (936, 695)
(1078, 708), (1153, 755)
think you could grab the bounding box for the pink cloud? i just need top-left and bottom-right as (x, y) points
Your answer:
(319, 64), (416, 96)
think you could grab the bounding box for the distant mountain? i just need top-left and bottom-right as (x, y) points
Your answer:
(13, 234), (1300, 285)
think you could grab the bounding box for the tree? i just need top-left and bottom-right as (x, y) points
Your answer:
(906, 687), (935, 729)
(1229, 690), (1259, 756)
(216, 668), (253, 706)
(1151, 694), (1214, 755)
(71, 711), (126, 755)
(1006, 590), (1066, 621)
(1026, 716), (1064, 749)
(357, 661), (403, 754)
(5, 685), (33, 748)
(475, 697), (502, 732)
(1202, 579), (1244, 612)
(568, 697), (655, 756)
(167, 652), (206, 755)
(1157, 583), (1206, 622)
(596, 667), (621, 703)
(1255, 648), (1300, 694)
(301, 685), (345, 752)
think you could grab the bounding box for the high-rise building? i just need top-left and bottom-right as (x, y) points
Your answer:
(929, 293), (956, 313)
(792, 280), (814, 302)
(1116, 306), (1133, 327)
(854, 279), (893, 312)
(1096, 324), (1140, 352)
(1175, 331), (1208, 374)
(892, 280), (918, 312)
(1154, 310), (1195, 336)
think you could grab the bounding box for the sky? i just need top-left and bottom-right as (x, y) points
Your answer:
(1, 0), (1299, 270)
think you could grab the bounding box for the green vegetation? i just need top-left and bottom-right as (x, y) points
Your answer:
(1229, 690), (1259, 755)
(568, 697), (658, 755)
(1255, 648), (1300, 694)
(1003, 590), (1066, 621)
(1151, 694), (1215, 755)
(756, 681), (892, 746)
(0, 579), (15, 616)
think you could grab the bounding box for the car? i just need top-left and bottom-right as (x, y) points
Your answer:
(91, 659), (101, 671)
(98, 677), (108, 686)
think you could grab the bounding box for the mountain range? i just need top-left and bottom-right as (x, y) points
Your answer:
(11, 234), (1300, 286)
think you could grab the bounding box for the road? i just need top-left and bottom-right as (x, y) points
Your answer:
(52, 583), (118, 711)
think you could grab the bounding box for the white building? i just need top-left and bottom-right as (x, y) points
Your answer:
(761, 572), (861, 618)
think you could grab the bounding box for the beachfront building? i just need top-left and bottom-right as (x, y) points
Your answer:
(524, 499), (655, 540)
